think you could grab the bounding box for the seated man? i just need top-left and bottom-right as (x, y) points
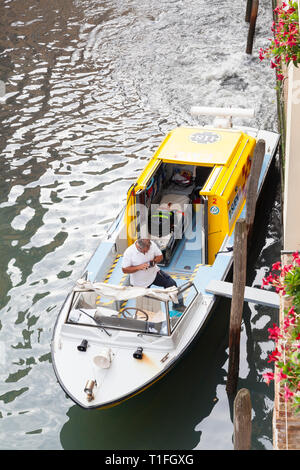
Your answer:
(121, 238), (185, 312)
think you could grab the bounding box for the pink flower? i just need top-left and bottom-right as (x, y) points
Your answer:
(263, 372), (274, 385)
(288, 306), (296, 317)
(275, 285), (286, 295)
(268, 323), (282, 341)
(268, 348), (281, 362)
(277, 369), (288, 382)
(282, 264), (293, 274)
(272, 261), (281, 271)
(292, 251), (299, 261)
(259, 48), (265, 61)
(284, 316), (291, 331)
(261, 277), (270, 288)
(284, 385), (294, 402)
(287, 37), (297, 46)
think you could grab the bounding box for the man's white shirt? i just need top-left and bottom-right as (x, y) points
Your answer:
(121, 241), (162, 287)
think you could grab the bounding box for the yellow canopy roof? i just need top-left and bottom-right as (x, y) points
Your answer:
(157, 127), (243, 166)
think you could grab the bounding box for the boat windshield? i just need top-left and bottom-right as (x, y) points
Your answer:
(66, 282), (197, 336)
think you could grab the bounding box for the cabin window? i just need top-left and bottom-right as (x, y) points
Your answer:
(66, 290), (170, 336)
(65, 282), (198, 336)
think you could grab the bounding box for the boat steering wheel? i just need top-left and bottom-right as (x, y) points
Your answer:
(120, 307), (149, 321)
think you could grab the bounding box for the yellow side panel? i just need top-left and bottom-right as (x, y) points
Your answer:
(207, 196), (228, 265)
(214, 135), (256, 198)
(206, 135), (256, 263)
(125, 185), (137, 246)
(226, 139), (256, 234)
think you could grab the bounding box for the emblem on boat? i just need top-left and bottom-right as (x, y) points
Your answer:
(210, 205), (220, 215)
(189, 132), (221, 144)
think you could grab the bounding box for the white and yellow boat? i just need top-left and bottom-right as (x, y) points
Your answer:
(51, 108), (279, 409)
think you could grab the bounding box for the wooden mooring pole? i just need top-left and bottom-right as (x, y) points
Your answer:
(245, 139), (266, 243)
(245, 0), (253, 22)
(234, 388), (252, 450)
(226, 218), (247, 396)
(226, 139), (266, 441)
(246, 0), (259, 54)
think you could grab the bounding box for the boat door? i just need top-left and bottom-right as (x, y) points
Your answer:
(125, 160), (163, 245)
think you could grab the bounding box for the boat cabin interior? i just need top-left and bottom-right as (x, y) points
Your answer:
(125, 161), (212, 268)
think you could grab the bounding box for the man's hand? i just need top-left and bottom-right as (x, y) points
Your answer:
(139, 262), (150, 270)
(122, 262), (149, 274)
(153, 255), (163, 264)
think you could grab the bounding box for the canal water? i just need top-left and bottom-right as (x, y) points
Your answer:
(0, 0), (281, 450)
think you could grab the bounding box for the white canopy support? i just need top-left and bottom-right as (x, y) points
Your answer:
(74, 279), (179, 303)
(190, 106), (255, 118)
(190, 106), (255, 129)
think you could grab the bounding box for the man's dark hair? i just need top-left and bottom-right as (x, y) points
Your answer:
(136, 238), (151, 249)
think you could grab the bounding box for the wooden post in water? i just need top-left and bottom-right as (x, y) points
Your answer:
(226, 219), (247, 396)
(245, 0), (253, 22)
(246, 0), (259, 54)
(233, 388), (252, 450)
(245, 139), (266, 243)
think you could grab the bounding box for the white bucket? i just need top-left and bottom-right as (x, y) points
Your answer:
(93, 348), (112, 369)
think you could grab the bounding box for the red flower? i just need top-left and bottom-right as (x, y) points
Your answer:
(284, 385), (294, 402)
(284, 316), (291, 331)
(261, 277), (270, 288)
(268, 348), (281, 362)
(268, 323), (282, 341)
(287, 37), (297, 46)
(288, 306), (296, 316)
(275, 285), (286, 295)
(277, 369), (288, 382)
(282, 264), (293, 274)
(263, 372), (274, 385)
(272, 261), (281, 271)
(259, 48), (265, 61)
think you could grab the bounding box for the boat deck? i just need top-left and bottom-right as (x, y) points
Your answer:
(98, 227), (203, 290)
